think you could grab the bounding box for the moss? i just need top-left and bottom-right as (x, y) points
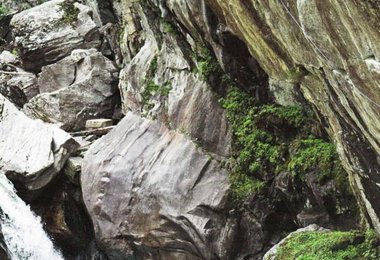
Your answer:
(195, 48), (221, 80)
(141, 80), (172, 107)
(219, 84), (349, 203)
(59, 1), (79, 25)
(0, 4), (7, 16)
(161, 19), (176, 34)
(256, 104), (306, 128)
(230, 172), (265, 201)
(288, 138), (347, 190)
(276, 229), (379, 260)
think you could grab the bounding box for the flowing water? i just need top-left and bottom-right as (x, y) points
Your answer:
(0, 174), (63, 260)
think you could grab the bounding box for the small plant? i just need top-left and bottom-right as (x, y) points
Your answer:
(195, 48), (221, 80)
(229, 171), (265, 201)
(0, 4), (8, 16)
(256, 104), (306, 128)
(59, 1), (79, 25)
(161, 19), (176, 34)
(141, 80), (172, 107)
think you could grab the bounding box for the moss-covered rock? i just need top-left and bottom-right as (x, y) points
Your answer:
(271, 229), (379, 260)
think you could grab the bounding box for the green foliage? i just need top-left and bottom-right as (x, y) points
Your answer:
(161, 19), (176, 34)
(59, 1), (79, 25)
(140, 56), (172, 110)
(220, 86), (286, 200)
(149, 57), (158, 76)
(195, 48), (221, 80)
(288, 138), (347, 190)
(257, 104), (306, 128)
(0, 4), (7, 16)
(219, 85), (347, 203)
(230, 172), (265, 201)
(276, 229), (379, 260)
(141, 80), (172, 109)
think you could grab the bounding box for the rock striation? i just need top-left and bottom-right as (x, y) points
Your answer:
(82, 112), (230, 259)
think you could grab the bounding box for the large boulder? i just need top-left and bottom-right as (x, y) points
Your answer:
(0, 93), (78, 194)
(23, 49), (120, 131)
(10, 0), (101, 72)
(82, 112), (231, 259)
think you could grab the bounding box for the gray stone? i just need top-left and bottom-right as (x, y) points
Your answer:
(23, 49), (120, 131)
(82, 112), (230, 259)
(0, 51), (19, 65)
(85, 119), (113, 129)
(269, 78), (302, 106)
(63, 156), (83, 185)
(0, 93), (78, 192)
(10, 0), (101, 72)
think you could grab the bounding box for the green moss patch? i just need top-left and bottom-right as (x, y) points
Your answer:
(59, 1), (80, 25)
(288, 138), (345, 184)
(276, 230), (379, 260)
(0, 4), (7, 16)
(218, 85), (348, 203)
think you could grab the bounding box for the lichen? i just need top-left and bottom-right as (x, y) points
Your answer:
(276, 229), (379, 259)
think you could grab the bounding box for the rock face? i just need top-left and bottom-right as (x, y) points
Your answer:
(0, 93), (78, 193)
(198, 0), (380, 234)
(82, 112), (230, 259)
(10, 0), (101, 72)
(118, 0), (232, 157)
(117, 0), (380, 236)
(24, 49), (120, 131)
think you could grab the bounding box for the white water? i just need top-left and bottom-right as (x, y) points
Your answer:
(0, 174), (63, 260)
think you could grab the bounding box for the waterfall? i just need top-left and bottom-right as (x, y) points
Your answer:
(0, 174), (63, 260)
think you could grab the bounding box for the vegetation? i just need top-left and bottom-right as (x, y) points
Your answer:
(141, 80), (171, 106)
(0, 4), (7, 16)
(288, 138), (345, 187)
(59, 1), (79, 25)
(161, 19), (176, 34)
(141, 56), (172, 110)
(195, 48), (221, 80)
(276, 230), (379, 259)
(218, 85), (347, 202)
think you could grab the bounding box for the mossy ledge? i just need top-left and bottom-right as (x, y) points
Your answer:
(275, 229), (379, 259)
